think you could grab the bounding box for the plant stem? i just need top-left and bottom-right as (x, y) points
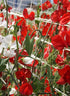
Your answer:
(5, 0), (8, 34)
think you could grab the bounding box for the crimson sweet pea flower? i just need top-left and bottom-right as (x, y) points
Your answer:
(10, 15), (14, 20)
(15, 68), (31, 81)
(41, 13), (47, 19)
(57, 65), (70, 85)
(55, 55), (65, 65)
(15, 16), (26, 26)
(51, 35), (68, 50)
(51, 10), (60, 22)
(53, 0), (62, 4)
(23, 8), (28, 19)
(15, 69), (27, 82)
(60, 12), (70, 25)
(28, 11), (35, 21)
(44, 77), (52, 96)
(0, 12), (4, 18)
(19, 83), (33, 96)
(23, 8), (35, 21)
(67, 3), (70, 10)
(62, 0), (69, 10)
(41, 0), (52, 11)
(20, 22), (27, 40)
(15, 17), (27, 44)
(1, 85), (7, 91)
(44, 86), (52, 96)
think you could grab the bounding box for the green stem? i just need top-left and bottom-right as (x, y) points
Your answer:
(15, 24), (19, 70)
(30, 29), (41, 38)
(9, 72), (19, 88)
(44, 22), (53, 40)
(5, 0), (8, 34)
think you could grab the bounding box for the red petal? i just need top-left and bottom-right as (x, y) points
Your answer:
(23, 8), (28, 19)
(56, 77), (66, 85)
(58, 65), (70, 77)
(51, 35), (67, 50)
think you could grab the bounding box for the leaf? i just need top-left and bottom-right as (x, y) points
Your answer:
(46, 65), (54, 80)
(25, 34), (30, 55)
(0, 58), (9, 66)
(25, 34), (34, 55)
(0, 65), (6, 72)
(30, 37), (34, 55)
(32, 77), (44, 93)
(0, 80), (2, 89)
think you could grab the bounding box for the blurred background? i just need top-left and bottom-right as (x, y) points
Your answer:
(0, 0), (53, 11)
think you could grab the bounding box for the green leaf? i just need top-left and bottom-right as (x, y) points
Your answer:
(32, 77), (44, 93)
(25, 34), (34, 55)
(30, 37), (34, 55)
(0, 58), (9, 66)
(0, 80), (2, 89)
(46, 65), (54, 80)
(25, 34), (30, 55)
(0, 65), (6, 72)
(0, 58), (8, 72)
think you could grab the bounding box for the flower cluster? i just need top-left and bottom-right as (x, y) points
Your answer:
(0, 0), (70, 96)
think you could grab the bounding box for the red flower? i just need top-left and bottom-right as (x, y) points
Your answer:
(20, 22), (27, 41)
(24, 68), (32, 78)
(53, 0), (62, 4)
(56, 77), (66, 85)
(28, 11), (35, 21)
(46, 14), (50, 19)
(63, 0), (69, 9)
(23, 9), (35, 21)
(55, 55), (65, 65)
(44, 86), (52, 96)
(41, 0), (52, 11)
(15, 16), (26, 26)
(60, 12), (70, 25)
(15, 68), (31, 81)
(9, 57), (15, 64)
(67, 3), (70, 10)
(57, 65), (70, 85)
(23, 8), (28, 19)
(10, 15), (14, 20)
(19, 83), (33, 96)
(0, 12), (4, 18)
(1, 85), (7, 90)
(41, 13), (50, 19)
(15, 69), (27, 82)
(51, 10), (60, 22)
(41, 13), (47, 19)
(51, 35), (68, 50)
